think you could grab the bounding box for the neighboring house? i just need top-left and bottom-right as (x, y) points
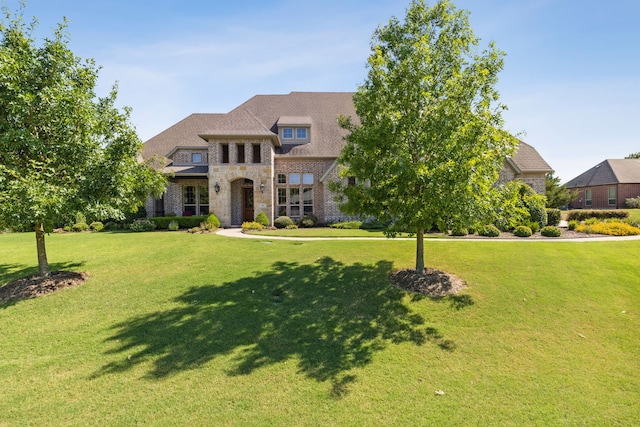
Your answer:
(141, 91), (553, 227)
(566, 159), (640, 209)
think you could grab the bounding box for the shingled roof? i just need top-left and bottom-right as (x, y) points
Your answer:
(566, 159), (640, 188)
(141, 92), (356, 164)
(508, 141), (553, 174)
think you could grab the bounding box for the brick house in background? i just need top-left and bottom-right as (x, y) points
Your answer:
(141, 91), (553, 227)
(566, 159), (640, 209)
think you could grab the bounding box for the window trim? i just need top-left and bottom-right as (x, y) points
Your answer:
(282, 128), (294, 139)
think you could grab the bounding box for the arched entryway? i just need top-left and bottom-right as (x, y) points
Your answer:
(230, 178), (254, 225)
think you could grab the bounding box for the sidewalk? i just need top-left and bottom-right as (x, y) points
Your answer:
(215, 227), (640, 242)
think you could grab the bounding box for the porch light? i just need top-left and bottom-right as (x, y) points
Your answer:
(214, 182), (220, 193)
(260, 183), (265, 193)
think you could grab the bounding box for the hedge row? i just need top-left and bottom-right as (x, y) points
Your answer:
(566, 210), (629, 221)
(148, 216), (209, 229)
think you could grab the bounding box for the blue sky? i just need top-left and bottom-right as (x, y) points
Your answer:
(6, 0), (640, 182)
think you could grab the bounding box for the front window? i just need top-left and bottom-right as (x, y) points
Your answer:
(290, 188), (300, 217)
(277, 188), (287, 217)
(237, 143), (245, 163)
(303, 187), (313, 215)
(221, 144), (229, 164)
(277, 174), (287, 184)
(585, 189), (592, 207)
(183, 184), (209, 216)
(289, 173), (301, 185)
(282, 128), (293, 139)
(296, 128), (307, 139)
(192, 153), (202, 163)
(608, 187), (616, 205)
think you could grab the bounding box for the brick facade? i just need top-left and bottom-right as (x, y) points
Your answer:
(569, 183), (640, 209)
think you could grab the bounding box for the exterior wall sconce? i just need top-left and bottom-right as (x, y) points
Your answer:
(260, 183), (265, 193)
(214, 182), (220, 193)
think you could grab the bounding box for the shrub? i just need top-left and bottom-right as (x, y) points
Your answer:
(103, 221), (120, 231)
(450, 228), (468, 236)
(72, 222), (90, 232)
(90, 221), (104, 232)
(255, 212), (270, 227)
(168, 220), (179, 231)
(513, 225), (532, 237)
(130, 219), (157, 232)
(624, 197), (640, 209)
(546, 209), (562, 226)
(520, 221), (539, 234)
(75, 212), (86, 226)
(566, 210), (629, 221)
(242, 221), (264, 231)
(149, 216), (208, 229)
(63, 225), (72, 232)
(478, 224), (500, 237)
(330, 221), (363, 229)
(298, 214), (318, 228)
(205, 213), (221, 229)
(576, 222), (640, 236)
(274, 216), (294, 229)
(541, 226), (562, 237)
(361, 218), (388, 230)
(567, 220), (579, 230)
(285, 224), (298, 229)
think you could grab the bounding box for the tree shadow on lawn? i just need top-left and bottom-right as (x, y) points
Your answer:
(95, 257), (459, 395)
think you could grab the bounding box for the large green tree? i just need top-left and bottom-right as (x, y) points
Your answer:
(0, 7), (166, 276)
(335, 0), (518, 273)
(545, 173), (575, 208)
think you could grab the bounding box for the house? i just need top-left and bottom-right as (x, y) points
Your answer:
(141, 91), (553, 227)
(566, 159), (640, 209)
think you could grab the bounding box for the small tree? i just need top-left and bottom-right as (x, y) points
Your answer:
(334, 0), (518, 273)
(545, 173), (575, 208)
(0, 8), (166, 276)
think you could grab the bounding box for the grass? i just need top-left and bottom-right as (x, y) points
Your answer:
(247, 227), (416, 238)
(1, 231), (639, 425)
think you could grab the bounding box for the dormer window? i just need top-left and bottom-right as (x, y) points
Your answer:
(283, 128), (294, 139)
(277, 117), (311, 144)
(296, 128), (307, 139)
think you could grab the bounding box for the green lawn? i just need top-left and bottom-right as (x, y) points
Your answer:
(1, 231), (639, 425)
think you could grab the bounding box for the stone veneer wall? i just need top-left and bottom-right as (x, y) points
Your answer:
(496, 164), (546, 195)
(208, 139), (274, 227)
(319, 162), (360, 223)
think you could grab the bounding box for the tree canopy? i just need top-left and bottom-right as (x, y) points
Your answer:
(0, 7), (166, 276)
(545, 173), (575, 208)
(334, 0), (518, 272)
(625, 152), (640, 159)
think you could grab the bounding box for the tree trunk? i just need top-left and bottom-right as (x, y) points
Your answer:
(415, 228), (425, 274)
(34, 223), (50, 277)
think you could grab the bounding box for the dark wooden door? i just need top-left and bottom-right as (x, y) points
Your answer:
(242, 188), (254, 222)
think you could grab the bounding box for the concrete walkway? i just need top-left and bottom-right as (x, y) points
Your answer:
(215, 227), (640, 242)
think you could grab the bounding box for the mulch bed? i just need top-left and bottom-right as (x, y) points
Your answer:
(0, 271), (89, 303)
(390, 267), (467, 297)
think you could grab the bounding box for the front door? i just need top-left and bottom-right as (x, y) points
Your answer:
(242, 187), (254, 222)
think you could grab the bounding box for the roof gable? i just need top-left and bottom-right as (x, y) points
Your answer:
(510, 141), (553, 174)
(566, 159), (640, 188)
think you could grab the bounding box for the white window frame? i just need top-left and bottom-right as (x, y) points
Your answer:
(282, 128), (293, 139)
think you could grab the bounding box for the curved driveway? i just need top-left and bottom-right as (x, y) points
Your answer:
(216, 227), (640, 242)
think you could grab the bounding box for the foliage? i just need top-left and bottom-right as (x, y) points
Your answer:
(519, 184), (547, 228)
(513, 225), (532, 237)
(255, 211), (269, 227)
(75, 212), (87, 226)
(545, 173), (575, 208)
(71, 222), (89, 232)
(285, 224), (298, 229)
(567, 220), (579, 231)
(167, 220), (179, 231)
(332, 0), (518, 272)
(205, 213), (221, 229)
(274, 216), (295, 229)
(360, 218), (388, 230)
(297, 214), (318, 228)
(540, 226), (562, 237)
(241, 221), (264, 231)
(490, 181), (531, 231)
(148, 215), (207, 229)
(450, 228), (468, 236)
(625, 151), (640, 159)
(546, 208), (562, 226)
(0, 8), (166, 275)
(576, 221), (640, 236)
(89, 221), (104, 232)
(129, 219), (156, 232)
(477, 224), (500, 237)
(103, 221), (120, 231)
(330, 221), (363, 229)
(566, 210), (629, 221)
(520, 220), (539, 234)
(624, 197), (640, 209)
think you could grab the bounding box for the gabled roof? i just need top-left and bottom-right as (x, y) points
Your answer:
(508, 141), (553, 174)
(566, 159), (640, 188)
(141, 92), (356, 162)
